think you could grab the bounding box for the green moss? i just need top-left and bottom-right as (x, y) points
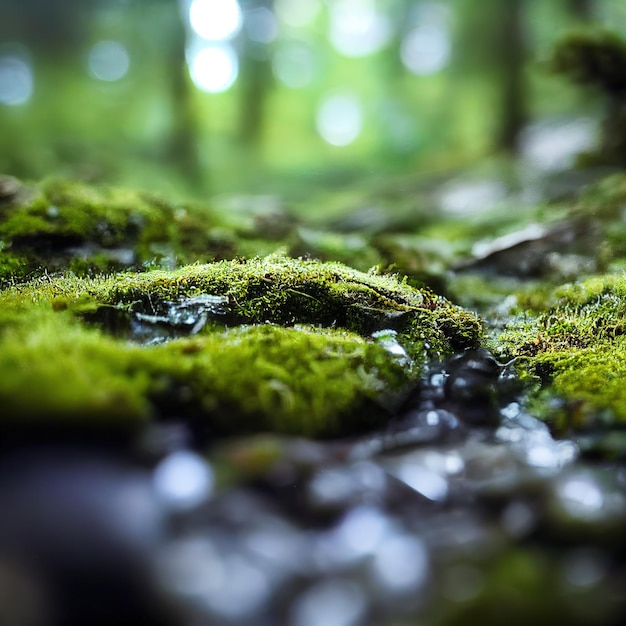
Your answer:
(0, 255), (482, 438)
(0, 177), (240, 285)
(0, 307), (153, 428)
(498, 273), (626, 429)
(154, 324), (412, 437)
(77, 255), (481, 357)
(0, 307), (411, 437)
(0, 250), (30, 285)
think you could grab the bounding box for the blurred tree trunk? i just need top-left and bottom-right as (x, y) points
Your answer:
(238, 0), (275, 149)
(163, 1), (202, 185)
(567, 0), (595, 20)
(493, 0), (527, 154)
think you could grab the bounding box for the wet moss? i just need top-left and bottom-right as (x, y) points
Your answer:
(54, 255), (480, 358)
(0, 255), (482, 438)
(498, 274), (626, 429)
(0, 307), (410, 437)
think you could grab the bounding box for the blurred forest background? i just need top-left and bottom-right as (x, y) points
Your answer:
(0, 0), (624, 201)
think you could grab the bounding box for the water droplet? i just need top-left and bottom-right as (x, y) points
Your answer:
(371, 329), (411, 366)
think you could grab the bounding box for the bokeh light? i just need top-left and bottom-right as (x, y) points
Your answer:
(189, 43), (238, 93)
(316, 94), (363, 146)
(273, 40), (315, 89)
(153, 451), (214, 511)
(246, 7), (279, 44)
(275, 0), (322, 28)
(329, 0), (392, 58)
(401, 25), (451, 75)
(0, 54), (34, 106)
(88, 40), (130, 82)
(189, 0), (243, 41)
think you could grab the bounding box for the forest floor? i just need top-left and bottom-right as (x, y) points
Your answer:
(1, 169), (626, 626)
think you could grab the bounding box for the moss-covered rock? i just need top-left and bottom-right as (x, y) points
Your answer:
(73, 255), (481, 354)
(0, 255), (482, 439)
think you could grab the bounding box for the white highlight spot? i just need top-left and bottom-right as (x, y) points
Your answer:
(88, 40), (130, 82)
(153, 451), (214, 511)
(316, 94), (363, 146)
(329, 0), (392, 58)
(390, 463), (448, 502)
(559, 475), (604, 519)
(189, 0), (243, 41)
(189, 44), (238, 93)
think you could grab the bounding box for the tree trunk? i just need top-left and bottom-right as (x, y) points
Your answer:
(238, 0), (274, 149)
(494, 0), (527, 154)
(567, 0), (595, 20)
(164, 1), (202, 185)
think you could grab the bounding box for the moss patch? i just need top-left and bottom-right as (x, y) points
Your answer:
(497, 274), (626, 430)
(41, 255), (482, 357)
(0, 177), (243, 285)
(0, 255), (482, 439)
